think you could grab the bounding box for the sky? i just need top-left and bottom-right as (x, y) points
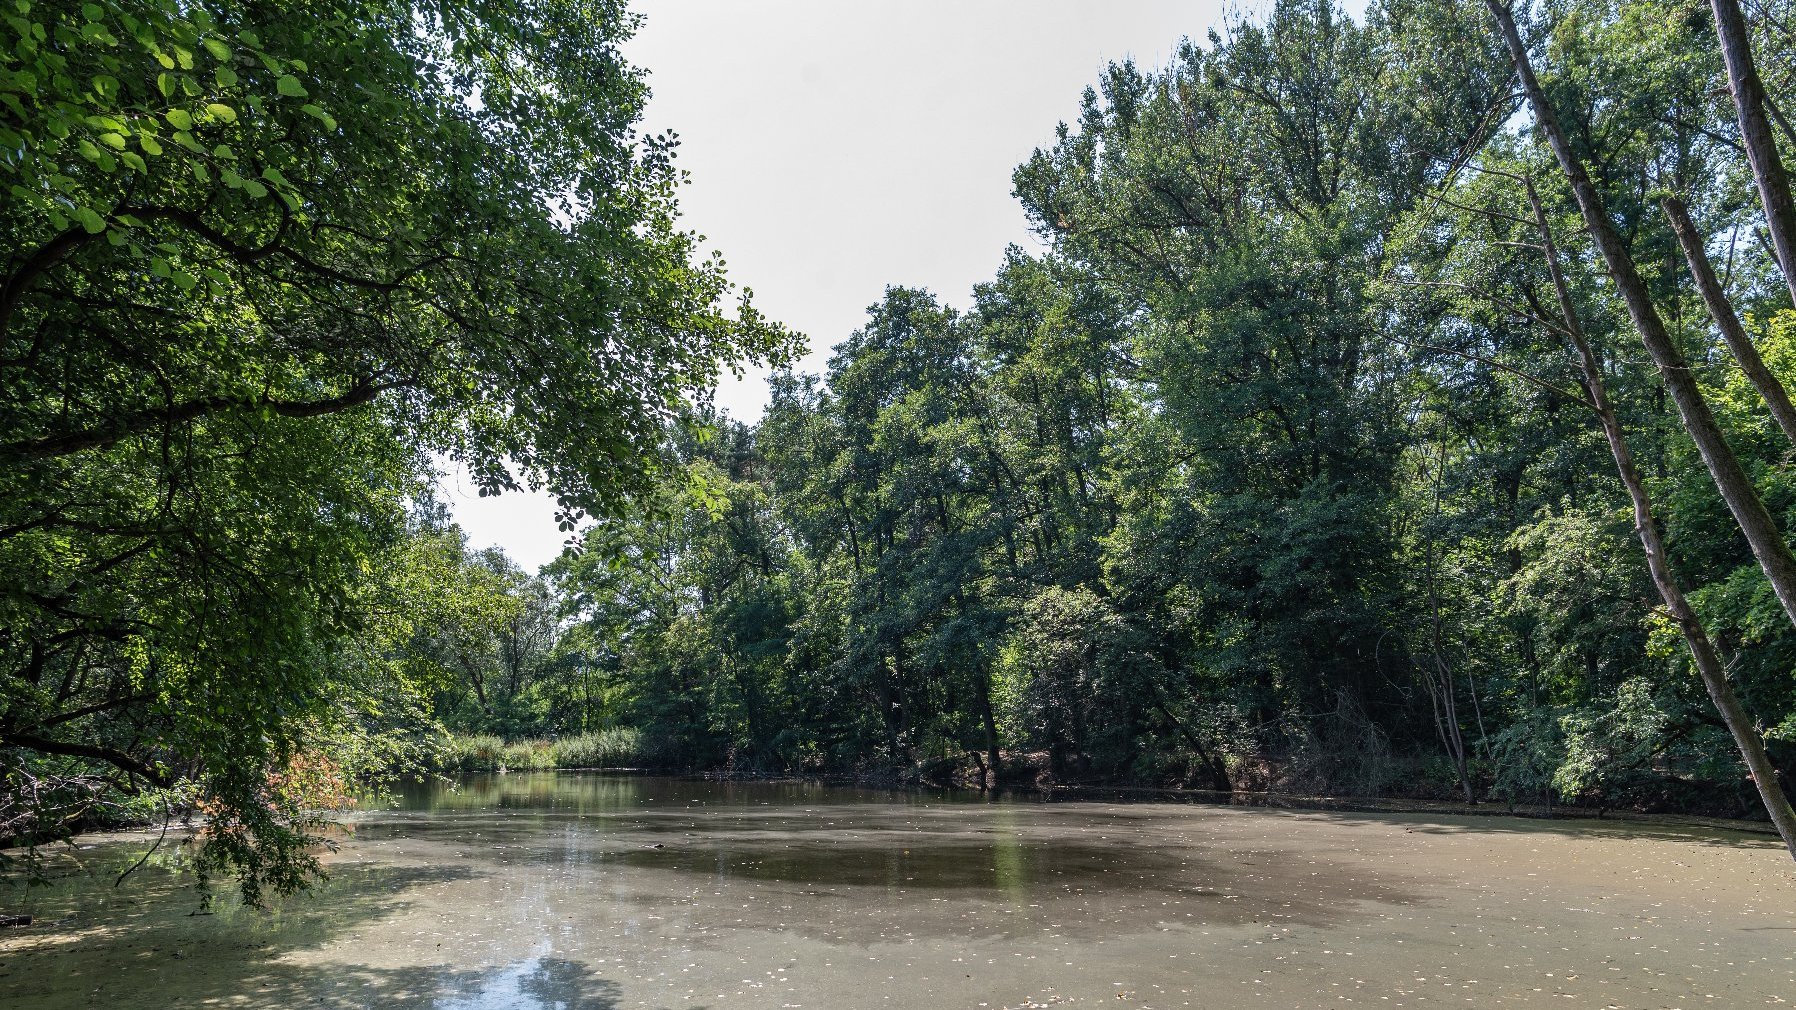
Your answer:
(442, 1), (1232, 572)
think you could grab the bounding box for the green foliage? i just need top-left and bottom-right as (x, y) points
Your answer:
(2, 0), (789, 902)
(438, 734), (505, 775)
(550, 729), (645, 768)
(533, 0), (1796, 821)
(425, 730), (643, 773)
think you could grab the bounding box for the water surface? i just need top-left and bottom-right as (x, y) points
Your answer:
(3, 773), (1792, 1008)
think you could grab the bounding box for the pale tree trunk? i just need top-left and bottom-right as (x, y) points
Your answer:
(1424, 441), (1475, 804)
(1487, 0), (1796, 632)
(1524, 177), (1796, 859)
(1662, 195), (1796, 447)
(1710, 0), (1796, 304)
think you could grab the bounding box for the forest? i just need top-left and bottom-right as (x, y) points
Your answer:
(10, 0), (1796, 904)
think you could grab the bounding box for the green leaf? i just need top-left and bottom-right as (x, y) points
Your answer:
(164, 108), (193, 130)
(204, 103), (236, 123)
(203, 38), (230, 62)
(275, 75), (307, 98)
(300, 104), (336, 131)
(72, 205), (105, 233)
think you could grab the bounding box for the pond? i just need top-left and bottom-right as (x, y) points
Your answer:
(2, 772), (1793, 1008)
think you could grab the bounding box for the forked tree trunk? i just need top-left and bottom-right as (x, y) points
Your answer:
(1710, 0), (1796, 304)
(1524, 177), (1796, 859)
(1487, 0), (1796, 633)
(1661, 195), (1796, 448)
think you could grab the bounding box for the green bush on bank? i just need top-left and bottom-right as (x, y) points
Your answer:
(430, 729), (646, 773)
(551, 728), (645, 768)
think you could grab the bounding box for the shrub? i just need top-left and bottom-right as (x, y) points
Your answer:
(425, 729), (647, 773)
(550, 728), (644, 768)
(441, 734), (505, 773)
(500, 740), (555, 771)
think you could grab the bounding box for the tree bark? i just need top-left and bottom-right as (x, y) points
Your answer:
(1425, 441), (1475, 804)
(1488, 0), (1796, 633)
(1710, 0), (1796, 304)
(1524, 177), (1796, 859)
(1662, 195), (1796, 447)
(974, 667), (1003, 789)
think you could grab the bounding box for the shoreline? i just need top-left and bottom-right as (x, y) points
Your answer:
(415, 765), (1790, 839)
(18, 765), (1778, 857)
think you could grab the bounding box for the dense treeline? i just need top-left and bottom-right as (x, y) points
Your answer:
(14, 0), (1796, 898)
(508, 0), (1796, 836)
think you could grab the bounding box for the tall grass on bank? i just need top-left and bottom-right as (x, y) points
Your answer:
(433, 729), (646, 774)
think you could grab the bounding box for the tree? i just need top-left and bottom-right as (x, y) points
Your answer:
(1486, 0), (1796, 855)
(0, 0), (791, 899)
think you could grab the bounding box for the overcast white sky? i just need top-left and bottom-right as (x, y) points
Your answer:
(443, 1), (1230, 571)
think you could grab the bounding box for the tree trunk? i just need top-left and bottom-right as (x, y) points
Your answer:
(1424, 442), (1476, 804)
(974, 667), (1003, 789)
(1524, 176), (1796, 859)
(1662, 194), (1796, 447)
(1488, 0), (1796, 634)
(1710, 0), (1796, 304)
(1153, 696), (1231, 793)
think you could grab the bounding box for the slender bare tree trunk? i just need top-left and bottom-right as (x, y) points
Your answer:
(1710, 0), (1796, 303)
(1488, 0), (1796, 631)
(1424, 441), (1475, 803)
(1524, 178), (1796, 859)
(1662, 195), (1796, 447)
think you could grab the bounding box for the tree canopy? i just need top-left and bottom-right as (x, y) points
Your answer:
(0, 0), (789, 898)
(522, 0), (1796, 854)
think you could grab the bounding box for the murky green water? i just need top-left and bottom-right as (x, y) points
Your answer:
(3, 773), (1793, 1008)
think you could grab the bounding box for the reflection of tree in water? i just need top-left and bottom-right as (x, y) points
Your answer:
(516, 957), (621, 1010)
(435, 956), (621, 1010)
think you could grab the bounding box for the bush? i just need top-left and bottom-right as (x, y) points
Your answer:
(443, 734), (505, 773)
(500, 740), (555, 771)
(424, 730), (646, 774)
(550, 728), (644, 768)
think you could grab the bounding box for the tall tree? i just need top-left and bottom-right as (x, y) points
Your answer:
(0, 0), (789, 899)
